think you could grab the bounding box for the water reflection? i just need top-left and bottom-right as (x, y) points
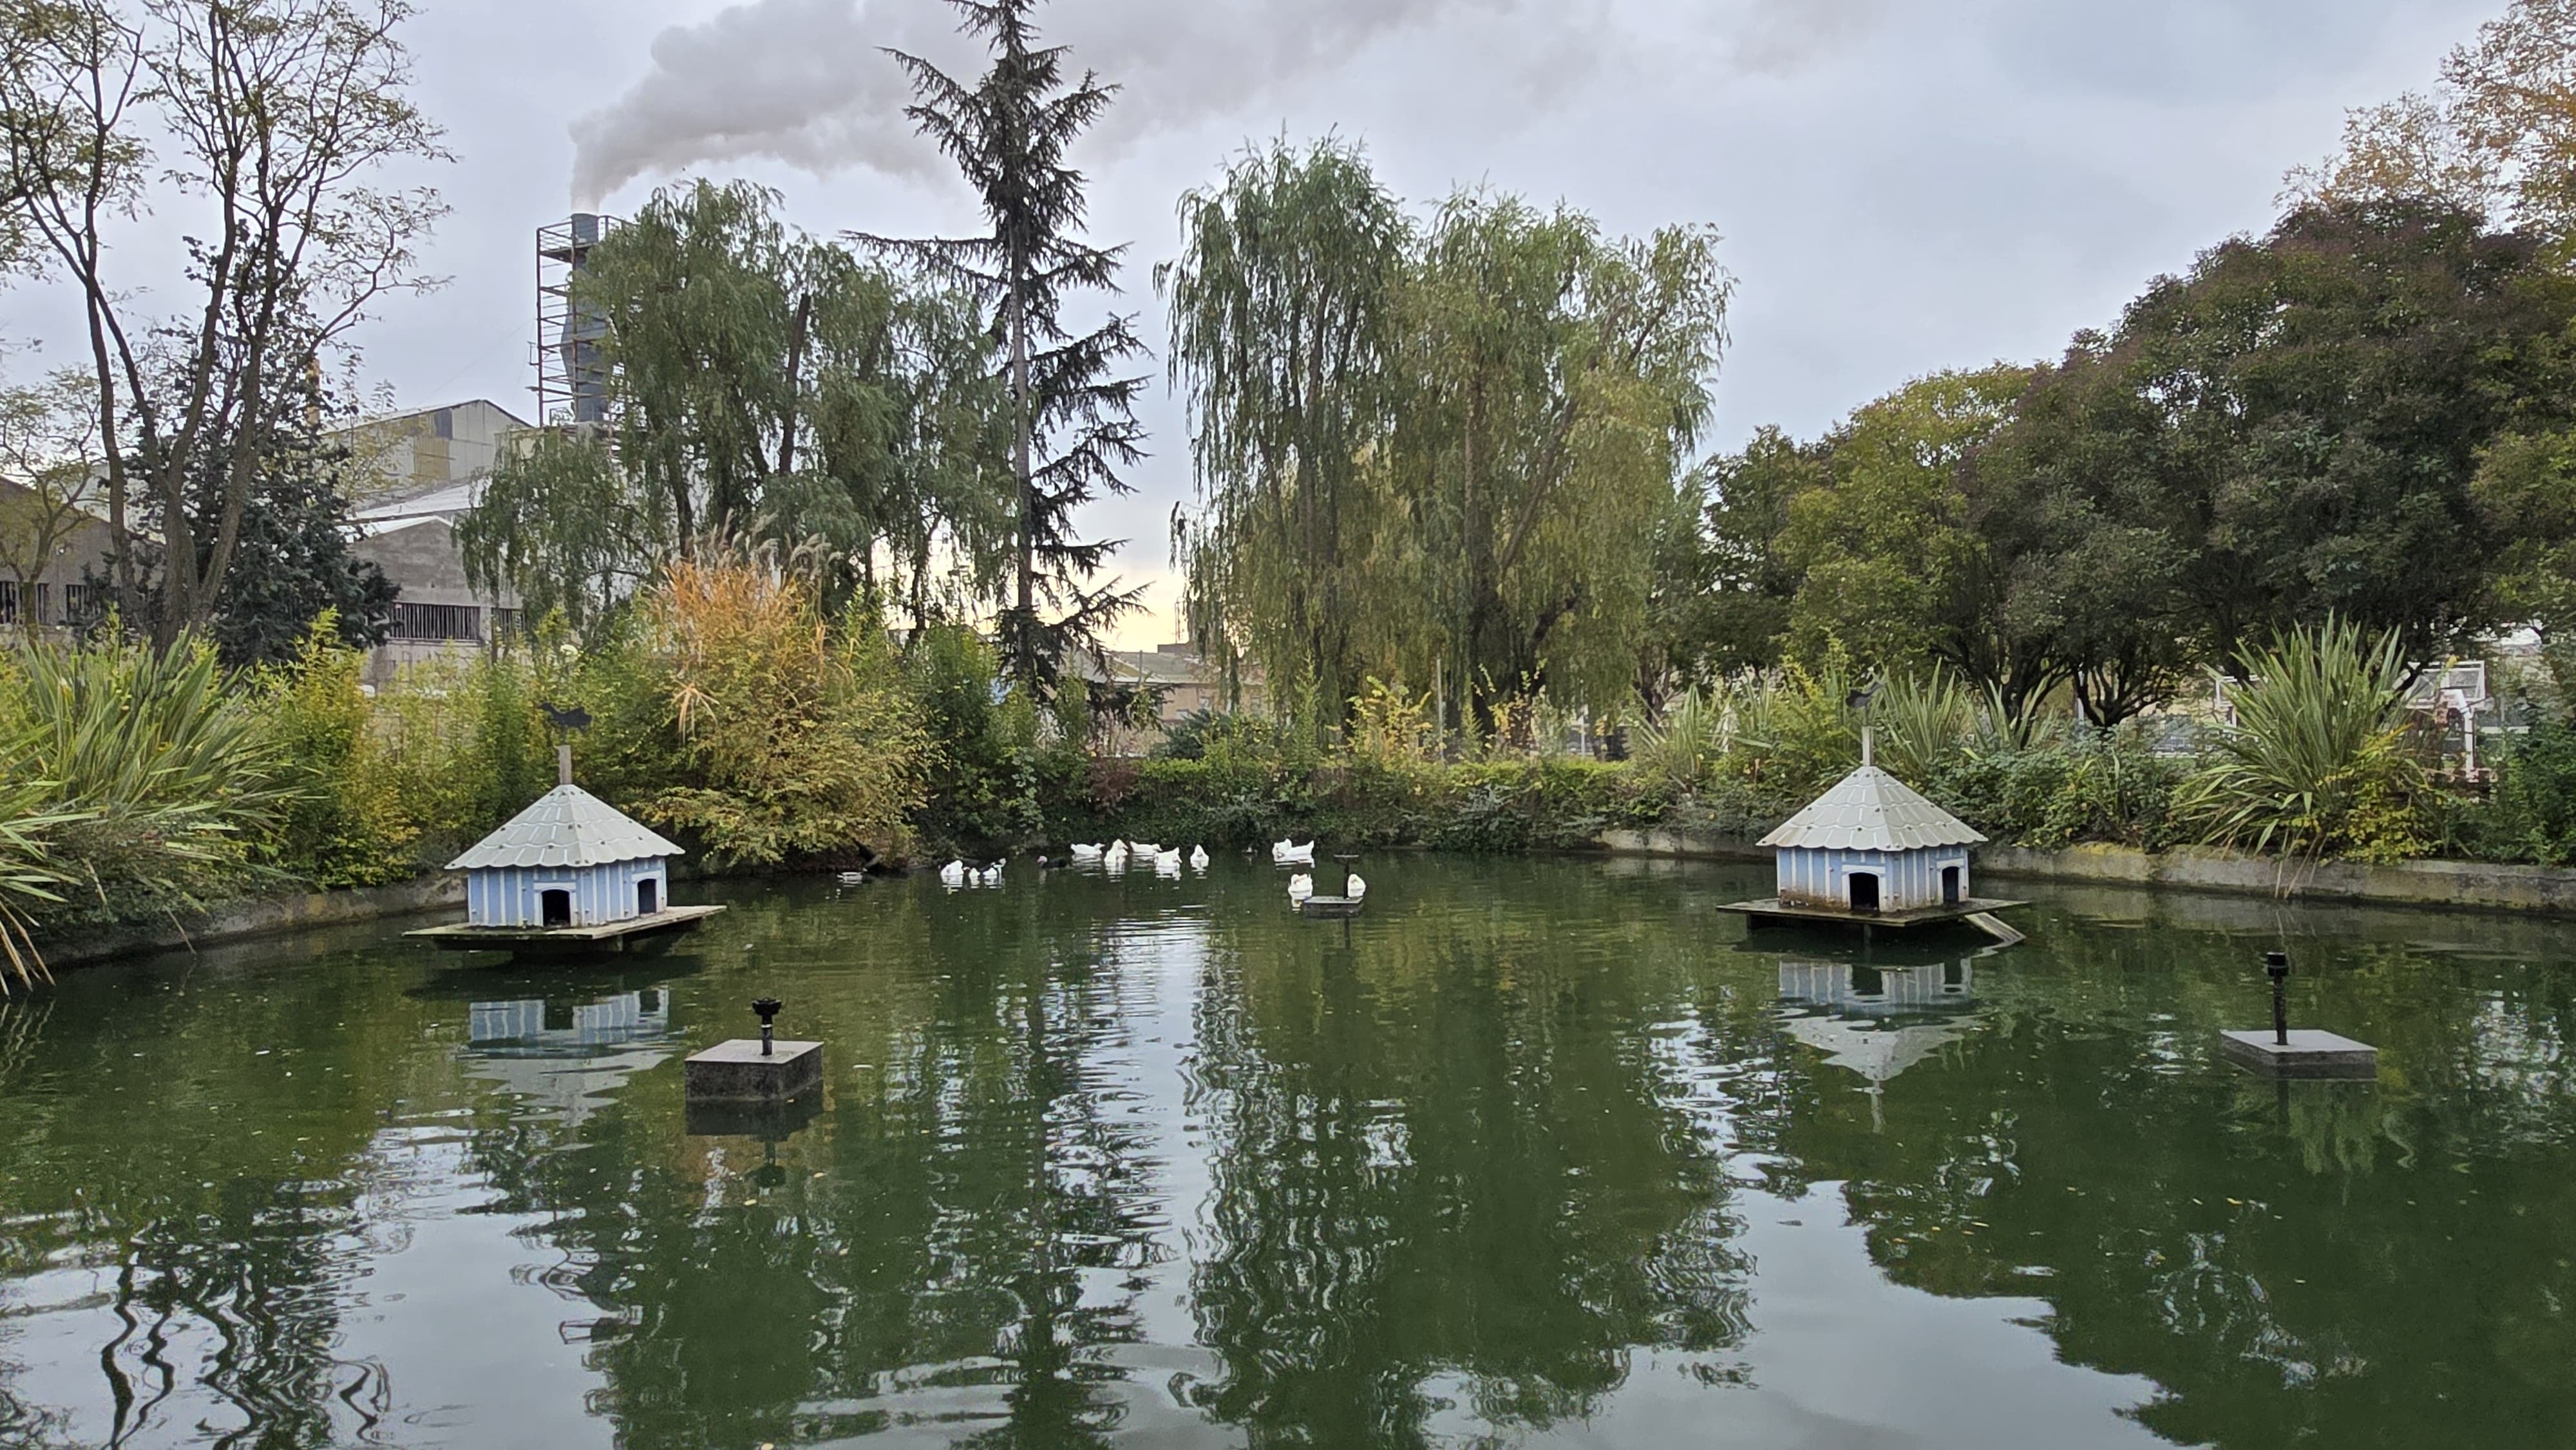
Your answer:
(462, 987), (679, 1125)
(1776, 956), (1983, 1092)
(1, 861), (2573, 1447)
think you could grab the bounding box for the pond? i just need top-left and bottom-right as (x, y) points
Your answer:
(1, 855), (2571, 1449)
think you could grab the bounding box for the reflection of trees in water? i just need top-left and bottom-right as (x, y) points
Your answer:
(462, 877), (1173, 1450)
(0, 959), (437, 1447)
(1182, 872), (1754, 1445)
(1774, 914), (2576, 1449)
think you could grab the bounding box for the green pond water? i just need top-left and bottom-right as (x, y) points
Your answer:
(2, 855), (2573, 1449)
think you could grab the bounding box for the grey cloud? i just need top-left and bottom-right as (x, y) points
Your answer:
(567, 0), (1873, 208)
(1985, 0), (2445, 100)
(1731, 0), (1887, 75)
(570, 0), (1561, 207)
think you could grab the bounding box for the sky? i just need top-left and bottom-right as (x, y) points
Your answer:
(0, 0), (2508, 645)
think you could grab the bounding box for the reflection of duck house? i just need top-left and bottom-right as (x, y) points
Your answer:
(1777, 958), (1982, 1085)
(407, 755), (724, 957)
(469, 989), (672, 1050)
(1778, 958), (1976, 1017)
(460, 989), (677, 1124)
(1718, 741), (2025, 945)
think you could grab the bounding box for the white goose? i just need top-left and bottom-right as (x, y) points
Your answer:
(1287, 872), (1314, 903)
(1271, 838), (1315, 865)
(1188, 845), (1209, 871)
(939, 859), (967, 889)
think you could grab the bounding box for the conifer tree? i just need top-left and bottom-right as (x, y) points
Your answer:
(869, 0), (1146, 695)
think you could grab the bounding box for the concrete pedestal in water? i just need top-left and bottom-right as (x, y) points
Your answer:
(2220, 1029), (2378, 1078)
(685, 1039), (824, 1100)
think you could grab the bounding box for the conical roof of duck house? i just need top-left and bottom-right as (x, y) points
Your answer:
(1759, 764), (1984, 914)
(1758, 766), (1984, 852)
(448, 785), (684, 871)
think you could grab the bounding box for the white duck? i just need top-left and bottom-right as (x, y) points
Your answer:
(837, 870), (868, 885)
(1070, 842), (1104, 862)
(1287, 872), (1314, 903)
(1104, 842), (1129, 871)
(1131, 842), (1162, 856)
(1345, 872), (1367, 901)
(939, 859), (967, 889)
(1188, 845), (1209, 871)
(980, 861), (1004, 887)
(1154, 847), (1182, 877)
(1271, 838), (1315, 865)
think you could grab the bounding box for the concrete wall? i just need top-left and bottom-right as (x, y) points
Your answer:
(0, 480), (120, 630)
(350, 517), (519, 687)
(37, 874), (465, 971)
(1596, 827), (2576, 918)
(341, 399), (527, 501)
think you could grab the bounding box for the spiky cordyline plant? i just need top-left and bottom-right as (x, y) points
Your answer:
(0, 639), (294, 977)
(2180, 619), (2427, 861)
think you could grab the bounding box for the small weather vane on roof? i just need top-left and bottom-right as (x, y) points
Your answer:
(540, 702), (592, 733)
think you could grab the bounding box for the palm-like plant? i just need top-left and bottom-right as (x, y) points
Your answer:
(1634, 684), (1721, 786)
(0, 783), (83, 991)
(2180, 619), (2426, 860)
(1, 640), (294, 959)
(1873, 666), (1980, 780)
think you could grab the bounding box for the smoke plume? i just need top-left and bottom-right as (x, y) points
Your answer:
(569, 0), (1886, 208)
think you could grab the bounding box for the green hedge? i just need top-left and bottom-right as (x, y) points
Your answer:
(1044, 757), (1670, 854)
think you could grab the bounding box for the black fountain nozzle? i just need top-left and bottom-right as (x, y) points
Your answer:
(2263, 952), (2289, 1046)
(752, 996), (783, 1057)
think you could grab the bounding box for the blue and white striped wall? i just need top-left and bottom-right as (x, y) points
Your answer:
(1775, 847), (1969, 912)
(465, 858), (670, 928)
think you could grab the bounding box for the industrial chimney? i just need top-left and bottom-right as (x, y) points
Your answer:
(535, 214), (615, 426)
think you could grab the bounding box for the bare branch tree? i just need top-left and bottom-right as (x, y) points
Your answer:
(0, 0), (448, 644)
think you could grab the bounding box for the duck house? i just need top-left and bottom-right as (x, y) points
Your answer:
(1718, 735), (2023, 943)
(408, 749), (724, 957)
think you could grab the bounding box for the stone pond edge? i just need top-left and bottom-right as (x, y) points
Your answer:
(39, 874), (467, 972)
(1593, 828), (2576, 917)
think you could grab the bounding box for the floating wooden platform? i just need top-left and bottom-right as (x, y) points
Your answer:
(1298, 896), (1365, 919)
(1718, 897), (2026, 943)
(406, 903), (726, 957)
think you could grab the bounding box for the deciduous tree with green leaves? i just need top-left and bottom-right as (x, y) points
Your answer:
(461, 180), (1005, 640)
(1771, 365), (2041, 703)
(0, 0), (448, 646)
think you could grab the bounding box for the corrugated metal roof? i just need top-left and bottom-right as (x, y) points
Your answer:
(1757, 765), (1985, 852)
(447, 785), (685, 871)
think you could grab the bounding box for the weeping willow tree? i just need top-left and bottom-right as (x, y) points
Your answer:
(460, 179), (1007, 639)
(1398, 196), (1731, 729)
(1159, 137), (1409, 739)
(1162, 138), (1731, 734)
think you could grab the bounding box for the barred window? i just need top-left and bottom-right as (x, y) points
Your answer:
(391, 601), (482, 641)
(58, 584), (98, 625)
(489, 608), (524, 643)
